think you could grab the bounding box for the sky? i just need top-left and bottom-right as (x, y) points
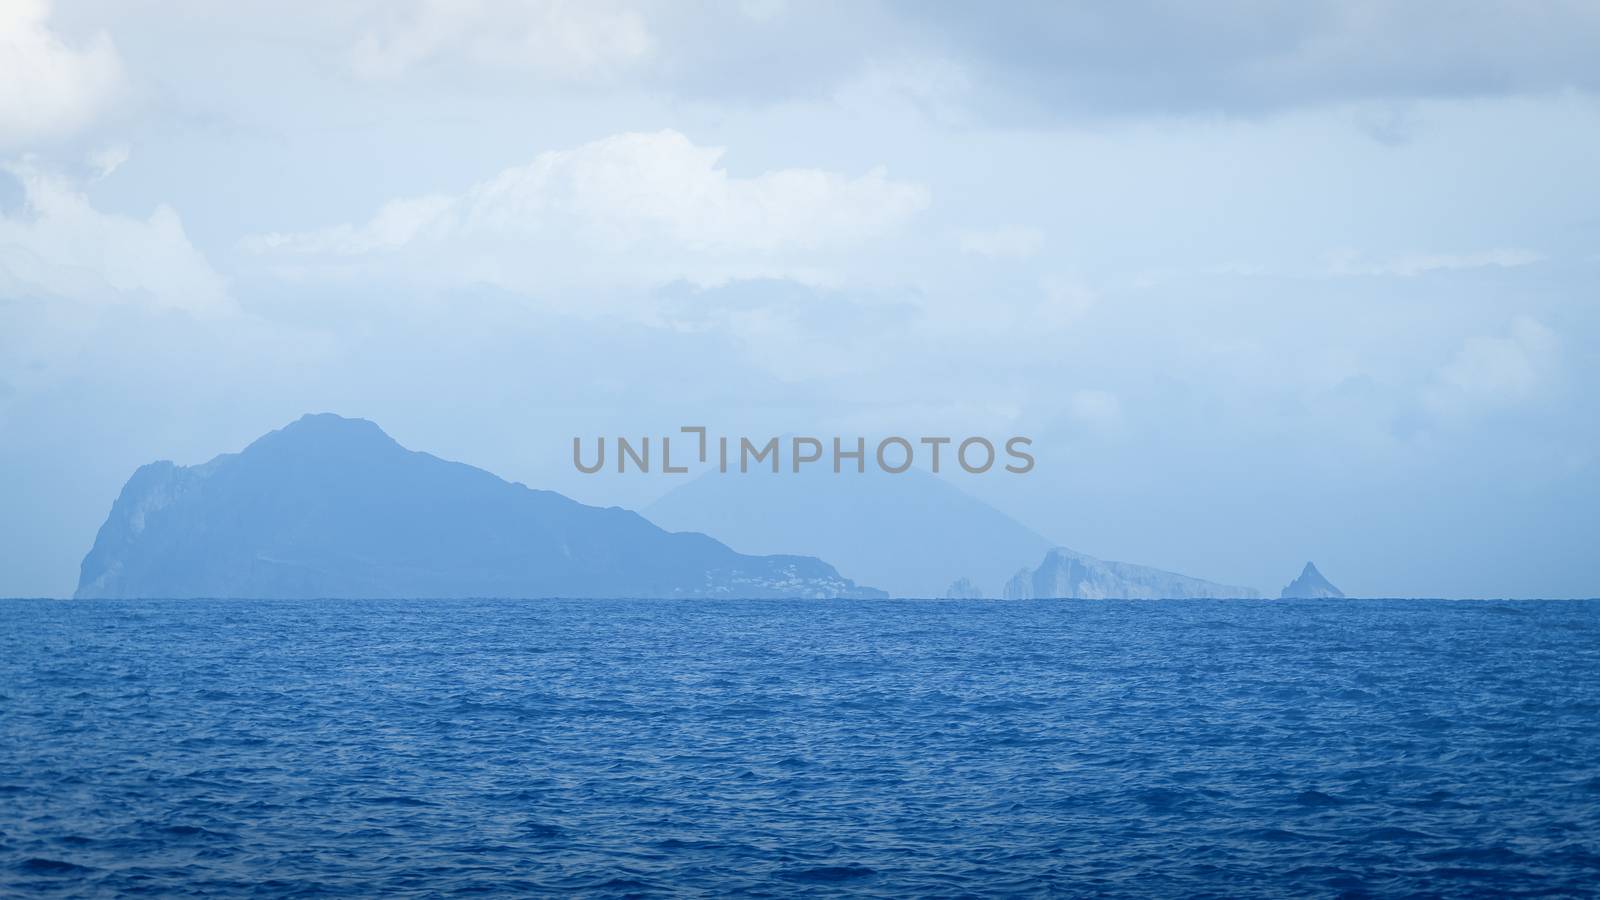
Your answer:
(2, 0), (1598, 598)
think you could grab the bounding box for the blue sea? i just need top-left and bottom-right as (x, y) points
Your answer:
(3, 598), (1599, 897)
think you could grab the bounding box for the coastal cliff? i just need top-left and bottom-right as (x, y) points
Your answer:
(1003, 547), (1260, 599)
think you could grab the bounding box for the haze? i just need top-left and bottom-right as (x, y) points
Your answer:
(3, 1), (1598, 598)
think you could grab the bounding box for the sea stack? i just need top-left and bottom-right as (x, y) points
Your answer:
(1279, 562), (1345, 599)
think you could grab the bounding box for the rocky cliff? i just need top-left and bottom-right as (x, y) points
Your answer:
(1003, 547), (1260, 599)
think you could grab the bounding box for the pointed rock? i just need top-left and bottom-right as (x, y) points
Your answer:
(1279, 562), (1345, 599)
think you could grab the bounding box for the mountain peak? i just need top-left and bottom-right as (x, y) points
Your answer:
(1280, 561), (1345, 599)
(238, 413), (402, 460)
(77, 416), (883, 600)
(644, 464), (1054, 598)
(278, 412), (391, 440)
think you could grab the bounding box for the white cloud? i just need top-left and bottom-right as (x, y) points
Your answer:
(244, 130), (930, 292)
(86, 142), (129, 180)
(957, 225), (1043, 260)
(1422, 316), (1558, 418)
(833, 56), (977, 126)
(349, 0), (654, 81)
(248, 194), (456, 256)
(0, 0), (123, 148)
(0, 161), (228, 313)
(1329, 248), (1544, 278)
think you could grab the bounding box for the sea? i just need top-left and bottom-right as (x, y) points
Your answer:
(2, 598), (1599, 897)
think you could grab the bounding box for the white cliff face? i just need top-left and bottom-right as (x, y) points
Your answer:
(1002, 548), (1261, 599)
(1004, 568), (1035, 600)
(1279, 562), (1345, 599)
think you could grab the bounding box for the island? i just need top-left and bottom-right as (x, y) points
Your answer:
(1003, 547), (1260, 599)
(75, 414), (885, 600)
(1279, 562), (1345, 599)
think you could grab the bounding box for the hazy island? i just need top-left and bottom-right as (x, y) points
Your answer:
(1279, 562), (1346, 599)
(76, 414), (884, 600)
(76, 413), (1311, 602)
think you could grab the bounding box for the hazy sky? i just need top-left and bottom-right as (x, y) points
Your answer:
(3, 0), (1598, 598)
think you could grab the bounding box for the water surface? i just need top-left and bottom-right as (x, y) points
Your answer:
(3, 598), (1599, 896)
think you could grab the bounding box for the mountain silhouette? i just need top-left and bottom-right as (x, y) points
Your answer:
(644, 464), (1055, 598)
(75, 414), (883, 600)
(1279, 562), (1345, 599)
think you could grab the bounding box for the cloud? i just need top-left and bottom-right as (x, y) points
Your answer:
(349, 0), (654, 81)
(0, 0), (123, 148)
(249, 194), (457, 256)
(895, 1), (1600, 119)
(652, 278), (927, 383)
(0, 161), (228, 313)
(833, 55), (977, 125)
(1422, 316), (1558, 418)
(86, 142), (129, 180)
(1329, 248), (1544, 278)
(958, 225), (1043, 260)
(243, 130), (930, 292)
(340, 2), (1600, 118)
